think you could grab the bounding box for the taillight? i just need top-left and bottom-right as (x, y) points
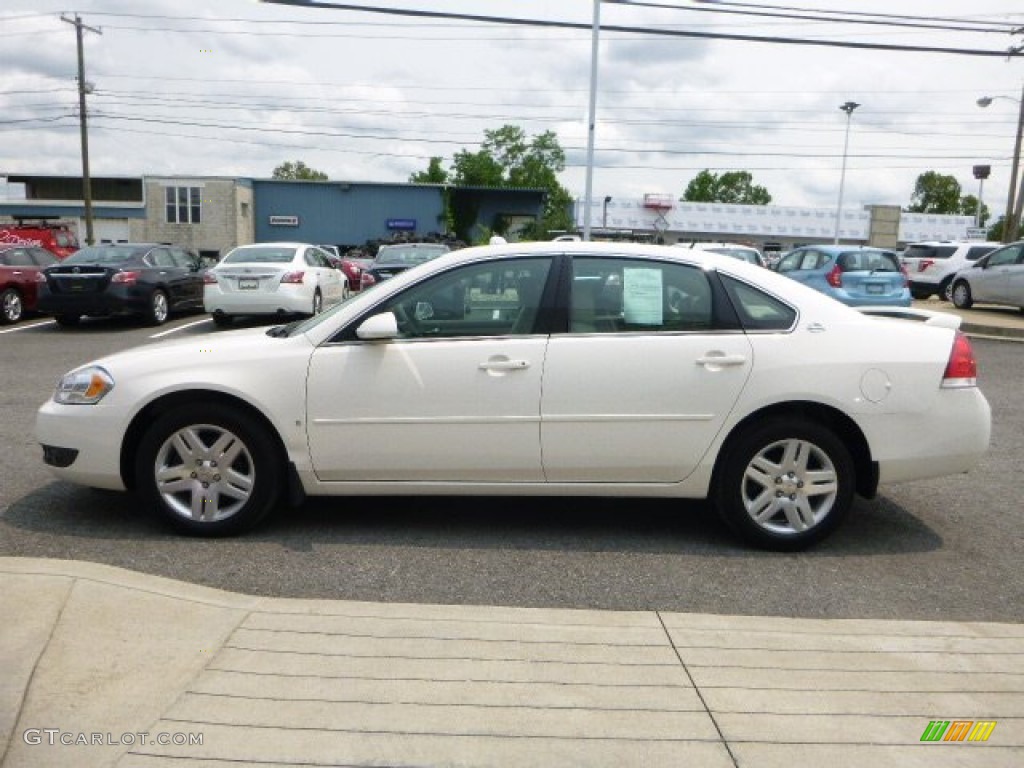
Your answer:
(111, 270), (140, 285)
(825, 264), (843, 288)
(280, 271), (305, 284)
(360, 272), (376, 289)
(203, 272), (218, 284)
(919, 259), (934, 273)
(942, 331), (977, 388)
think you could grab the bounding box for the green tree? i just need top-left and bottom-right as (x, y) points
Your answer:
(907, 171), (961, 213)
(272, 160), (327, 181)
(409, 157), (448, 184)
(681, 170), (772, 205)
(958, 195), (990, 226)
(412, 124), (573, 240)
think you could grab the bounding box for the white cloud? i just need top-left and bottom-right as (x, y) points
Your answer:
(1, 0), (1021, 218)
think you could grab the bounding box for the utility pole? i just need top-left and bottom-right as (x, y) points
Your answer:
(61, 14), (102, 246)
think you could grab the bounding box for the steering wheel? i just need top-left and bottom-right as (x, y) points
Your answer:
(392, 302), (421, 335)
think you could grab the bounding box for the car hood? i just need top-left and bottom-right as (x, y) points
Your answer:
(67, 325), (314, 381)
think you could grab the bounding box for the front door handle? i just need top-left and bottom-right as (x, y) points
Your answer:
(479, 359), (530, 372)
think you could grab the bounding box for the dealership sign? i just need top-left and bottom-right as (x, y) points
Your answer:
(387, 218), (416, 231)
(269, 215), (299, 226)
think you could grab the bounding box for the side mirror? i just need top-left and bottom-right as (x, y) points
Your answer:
(356, 312), (399, 340)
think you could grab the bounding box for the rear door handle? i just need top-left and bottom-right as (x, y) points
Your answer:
(696, 353), (747, 367)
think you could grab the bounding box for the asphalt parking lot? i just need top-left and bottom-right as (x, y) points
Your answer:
(1, 310), (1022, 624)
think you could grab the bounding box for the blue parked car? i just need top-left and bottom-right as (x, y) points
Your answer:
(774, 245), (910, 307)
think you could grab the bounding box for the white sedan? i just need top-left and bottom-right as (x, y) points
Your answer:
(203, 242), (346, 326)
(36, 242), (991, 550)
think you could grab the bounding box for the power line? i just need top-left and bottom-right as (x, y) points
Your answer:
(607, 1), (1016, 33)
(254, 1), (1020, 57)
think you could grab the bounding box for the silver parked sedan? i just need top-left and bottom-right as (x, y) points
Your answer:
(950, 241), (1024, 311)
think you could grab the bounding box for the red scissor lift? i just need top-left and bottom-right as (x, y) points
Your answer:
(643, 193), (674, 238)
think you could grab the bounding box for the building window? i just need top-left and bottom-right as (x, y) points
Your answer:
(165, 186), (202, 224)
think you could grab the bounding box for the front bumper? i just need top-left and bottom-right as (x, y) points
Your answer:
(35, 399), (127, 490)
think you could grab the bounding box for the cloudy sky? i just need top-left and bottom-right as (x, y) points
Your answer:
(2, 1), (1022, 218)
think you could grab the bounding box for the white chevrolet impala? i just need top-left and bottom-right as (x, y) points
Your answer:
(36, 242), (991, 550)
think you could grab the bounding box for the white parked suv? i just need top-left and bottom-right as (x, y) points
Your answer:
(901, 240), (1001, 301)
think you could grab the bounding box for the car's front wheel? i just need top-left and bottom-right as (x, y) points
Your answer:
(715, 418), (855, 551)
(1, 287), (23, 324)
(951, 280), (973, 309)
(134, 403), (283, 536)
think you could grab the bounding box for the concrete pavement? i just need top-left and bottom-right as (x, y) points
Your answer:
(1, 557), (1021, 767)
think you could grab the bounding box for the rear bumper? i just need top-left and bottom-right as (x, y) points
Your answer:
(36, 286), (145, 317)
(867, 387), (991, 484)
(204, 285), (312, 315)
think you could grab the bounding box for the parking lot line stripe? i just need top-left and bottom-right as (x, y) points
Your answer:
(150, 318), (213, 339)
(0, 320), (55, 335)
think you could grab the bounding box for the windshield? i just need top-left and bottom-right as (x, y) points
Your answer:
(375, 245), (449, 266)
(62, 246), (146, 265)
(221, 246), (297, 264)
(838, 251), (900, 272)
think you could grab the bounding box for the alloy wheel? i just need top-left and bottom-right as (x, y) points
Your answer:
(153, 424), (255, 523)
(740, 438), (839, 536)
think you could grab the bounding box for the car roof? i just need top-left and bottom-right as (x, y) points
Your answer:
(793, 244), (897, 254)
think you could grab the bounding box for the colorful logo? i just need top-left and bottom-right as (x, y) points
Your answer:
(920, 720), (996, 742)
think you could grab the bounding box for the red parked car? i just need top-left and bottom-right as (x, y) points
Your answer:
(338, 252), (375, 298)
(0, 244), (59, 323)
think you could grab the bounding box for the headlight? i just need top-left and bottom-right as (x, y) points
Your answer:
(54, 366), (115, 405)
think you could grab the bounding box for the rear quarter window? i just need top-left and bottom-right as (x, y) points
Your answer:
(720, 275), (797, 332)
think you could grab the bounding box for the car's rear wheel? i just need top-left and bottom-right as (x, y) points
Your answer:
(1, 288), (23, 324)
(135, 403), (283, 536)
(147, 289), (169, 326)
(951, 280), (973, 309)
(55, 314), (80, 327)
(941, 279), (955, 302)
(715, 418), (854, 551)
(910, 287), (931, 300)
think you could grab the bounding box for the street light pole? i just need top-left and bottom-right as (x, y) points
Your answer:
(582, 0), (601, 242)
(978, 82), (1024, 242)
(834, 101), (860, 245)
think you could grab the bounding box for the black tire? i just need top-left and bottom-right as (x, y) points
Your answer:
(940, 278), (955, 302)
(146, 289), (170, 326)
(715, 418), (855, 551)
(55, 313), (80, 327)
(951, 280), (973, 309)
(910, 287), (931, 300)
(212, 313), (233, 327)
(134, 403), (283, 536)
(1, 287), (23, 324)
